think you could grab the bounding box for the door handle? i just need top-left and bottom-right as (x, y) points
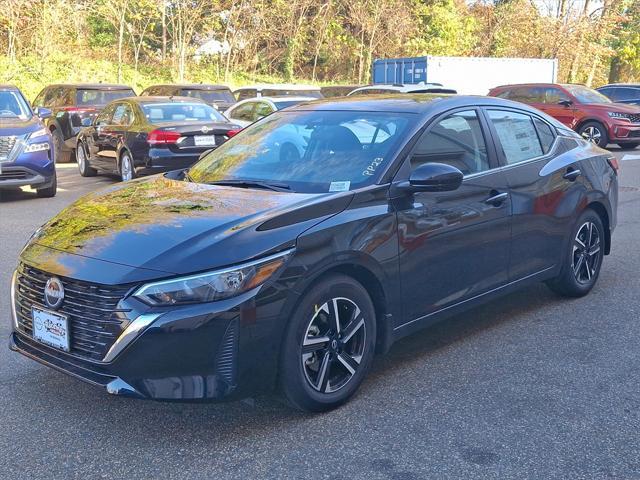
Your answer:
(485, 191), (509, 206)
(563, 168), (581, 181)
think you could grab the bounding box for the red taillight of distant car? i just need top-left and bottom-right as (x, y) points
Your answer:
(62, 106), (96, 113)
(147, 129), (182, 145)
(226, 129), (242, 138)
(607, 157), (620, 174)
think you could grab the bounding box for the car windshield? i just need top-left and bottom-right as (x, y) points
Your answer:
(188, 110), (412, 193)
(0, 91), (31, 119)
(564, 85), (612, 104)
(142, 102), (227, 123)
(77, 89), (134, 105)
(180, 89), (236, 104)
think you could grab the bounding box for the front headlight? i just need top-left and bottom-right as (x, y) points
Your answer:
(608, 111), (630, 120)
(28, 127), (48, 140)
(24, 142), (50, 153)
(133, 249), (293, 306)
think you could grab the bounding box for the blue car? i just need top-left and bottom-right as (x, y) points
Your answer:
(0, 85), (56, 197)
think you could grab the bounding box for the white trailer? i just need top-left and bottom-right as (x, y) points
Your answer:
(372, 56), (558, 95)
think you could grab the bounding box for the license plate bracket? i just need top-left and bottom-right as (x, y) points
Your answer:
(194, 135), (217, 146)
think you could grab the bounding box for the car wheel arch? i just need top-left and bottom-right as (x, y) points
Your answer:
(286, 256), (393, 355)
(575, 118), (606, 133)
(585, 201), (611, 255)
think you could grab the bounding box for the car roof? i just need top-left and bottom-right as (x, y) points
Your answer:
(0, 85), (20, 91)
(45, 83), (133, 90)
(234, 84), (321, 91)
(128, 96), (208, 104)
(144, 84), (232, 90)
(238, 95), (318, 103)
(598, 83), (640, 88)
(286, 94), (547, 116)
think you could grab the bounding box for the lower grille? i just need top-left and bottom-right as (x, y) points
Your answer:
(629, 130), (640, 138)
(0, 135), (17, 159)
(0, 168), (31, 181)
(14, 263), (133, 361)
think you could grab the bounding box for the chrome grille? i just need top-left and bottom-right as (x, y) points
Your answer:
(0, 136), (17, 159)
(14, 263), (133, 361)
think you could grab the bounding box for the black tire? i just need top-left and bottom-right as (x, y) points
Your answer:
(51, 129), (71, 163)
(578, 121), (609, 148)
(36, 171), (57, 198)
(546, 209), (605, 297)
(76, 141), (97, 177)
(119, 151), (136, 182)
(279, 274), (377, 412)
(617, 142), (640, 150)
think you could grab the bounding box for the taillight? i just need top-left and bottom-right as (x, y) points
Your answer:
(148, 129), (181, 145)
(607, 156), (619, 174)
(62, 106), (96, 113)
(226, 128), (242, 138)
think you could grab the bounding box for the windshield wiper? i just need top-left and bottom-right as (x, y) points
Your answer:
(207, 179), (292, 192)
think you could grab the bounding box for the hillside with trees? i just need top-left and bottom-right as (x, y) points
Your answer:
(1, 0), (639, 99)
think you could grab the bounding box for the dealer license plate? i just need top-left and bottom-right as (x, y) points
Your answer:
(32, 307), (70, 351)
(194, 135), (217, 146)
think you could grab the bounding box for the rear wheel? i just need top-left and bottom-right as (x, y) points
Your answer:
(51, 129), (71, 163)
(76, 141), (96, 177)
(279, 274), (376, 412)
(546, 209), (604, 297)
(617, 142), (640, 150)
(578, 122), (609, 148)
(119, 151), (135, 182)
(36, 171), (57, 198)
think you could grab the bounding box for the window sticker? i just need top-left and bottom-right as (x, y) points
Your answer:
(363, 157), (384, 176)
(329, 181), (351, 192)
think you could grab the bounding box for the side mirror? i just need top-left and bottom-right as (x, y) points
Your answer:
(406, 162), (463, 192)
(558, 99), (573, 107)
(81, 117), (93, 127)
(34, 106), (52, 119)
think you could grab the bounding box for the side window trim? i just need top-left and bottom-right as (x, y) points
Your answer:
(481, 106), (559, 168)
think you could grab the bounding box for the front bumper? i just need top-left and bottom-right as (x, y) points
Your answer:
(0, 149), (55, 189)
(9, 267), (290, 402)
(608, 121), (640, 141)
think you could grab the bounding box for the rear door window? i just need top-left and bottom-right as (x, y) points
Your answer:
(616, 87), (640, 102)
(487, 109), (544, 164)
(229, 102), (257, 122)
(112, 103), (134, 126)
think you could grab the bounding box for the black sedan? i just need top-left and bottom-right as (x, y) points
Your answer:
(10, 95), (617, 412)
(75, 96), (241, 181)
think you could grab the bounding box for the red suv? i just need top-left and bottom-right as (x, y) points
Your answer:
(489, 83), (640, 149)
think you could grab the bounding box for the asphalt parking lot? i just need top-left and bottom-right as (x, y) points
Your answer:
(1, 151), (640, 479)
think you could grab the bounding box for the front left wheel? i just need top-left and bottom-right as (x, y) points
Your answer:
(279, 274), (377, 412)
(119, 151), (136, 182)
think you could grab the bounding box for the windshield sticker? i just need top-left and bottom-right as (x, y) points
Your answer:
(329, 181), (351, 192)
(363, 157), (384, 176)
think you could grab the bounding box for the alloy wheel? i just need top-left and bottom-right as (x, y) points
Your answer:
(77, 144), (86, 172)
(302, 297), (366, 394)
(572, 221), (601, 284)
(581, 126), (602, 145)
(121, 154), (133, 181)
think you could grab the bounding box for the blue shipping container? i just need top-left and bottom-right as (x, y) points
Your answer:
(372, 57), (428, 85)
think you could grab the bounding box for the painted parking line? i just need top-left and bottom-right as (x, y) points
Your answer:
(621, 154), (640, 161)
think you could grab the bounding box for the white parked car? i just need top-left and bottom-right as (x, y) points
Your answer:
(223, 96), (316, 128)
(234, 84), (323, 101)
(347, 83), (457, 96)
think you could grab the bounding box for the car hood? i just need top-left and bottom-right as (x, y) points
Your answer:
(586, 102), (640, 114)
(0, 116), (43, 136)
(23, 175), (352, 278)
